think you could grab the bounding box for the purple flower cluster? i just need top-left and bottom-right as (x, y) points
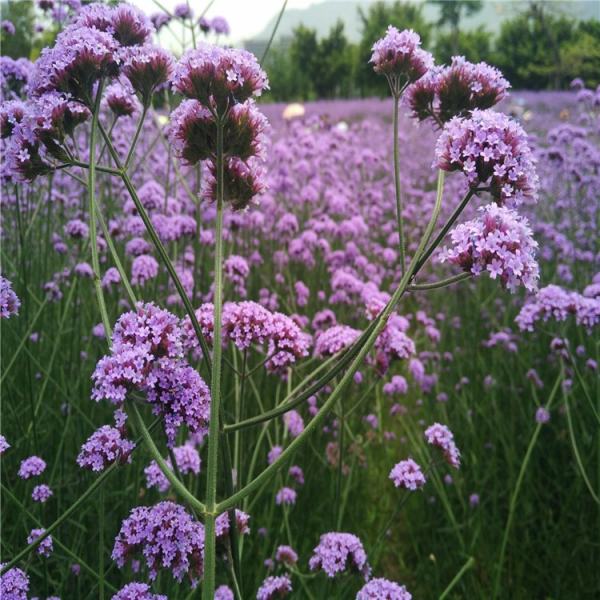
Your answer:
(425, 423), (461, 469)
(168, 42), (269, 209)
(0, 565), (30, 600)
(144, 443), (201, 492)
(112, 501), (204, 584)
(357, 578), (412, 599)
(309, 532), (370, 579)
(0, 275), (20, 318)
(18, 455), (47, 479)
(77, 425), (135, 472)
(439, 203), (539, 293)
(256, 574), (292, 600)
(92, 303), (211, 446)
(0, 434), (9, 454)
(111, 582), (167, 600)
(435, 109), (539, 207)
(516, 284), (600, 333)
(275, 487), (297, 506)
(32, 484), (53, 503)
(131, 254), (159, 286)
(406, 56), (510, 125)
(389, 458), (427, 491)
(370, 27), (433, 94)
(314, 324), (361, 357)
(215, 509), (251, 540)
(27, 528), (53, 557)
(275, 545), (298, 565)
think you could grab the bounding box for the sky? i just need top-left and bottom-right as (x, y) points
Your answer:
(131, 0), (323, 45)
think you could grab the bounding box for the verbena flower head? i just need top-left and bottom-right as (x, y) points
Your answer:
(1, 276), (20, 318)
(0, 434), (10, 454)
(30, 25), (119, 102)
(389, 458), (426, 490)
(171, 43), (268, 112)
(406, 56), (510, 125)
(27, 528), (53, 557)
(174, 3), (193, 19)
(131, 254), (159, 286)
(105, 82), (141, 117)
(150, 12), (170, 31)
(309, 532), (370, 579)
(535, 407), (550, 424)
(222, 300), (272, 349)
(144, 443), (201, 492)
(204, 157), (267, 210)
(256, 574), (292, 600)
(425, 423), (461, 468)
(211, 16), (230, 35)
(357, 578), (412, 599)
(275, 545), (298, 565)
(215, 586), (234, 600)
(516, 284), (600, 333)
(121, 45), (173, 104)
(0, 565), (30, 599)
(32, 484), (53, 503)
(111, 582), (167, 600)
(275, 486), (297, 506)
(439, 203), (539, 293)
(314, 325), (361, 357)
(370, 27), (433, 95)
(110, 4), (154, 47)
(215, 509), (251, 540)
(435, 109), (539, 206)
(77, 425), (135, 472)
(18, 455), (47, 479)
(265, 311), (311, 373)
(0, 100), (27, 138)
(112, 501), (204, 584)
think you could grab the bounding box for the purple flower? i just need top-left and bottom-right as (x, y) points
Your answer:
(535, 407), (550, 424)
(32, 484), (53, 503)
(222, 301), (271, 349)
(121, 45), (174, 103)
(0, 434), (10, 454)
(309, 532), (370, 579)
(256, 574), (292, 600)
(0, 565), (29, 599)
(1, 20), (16, 35)
(27, 528), (53, 557)
(112, 501), (204, 584)
(64, 218), (89, 239)
(435, 109), (539, 206)
(357, 578), (412, 599)
(439, 203), (539, 293)
(150, 12), (170, 31)
(0, 276), (20, 318)
(210, 16), (230, 35)
(265, 311), (311, 373)
(77, 426), (135, 472)
(174, 3), (193, 19)
(18, 455), (47, 479)
(144, 443), (201, 492)
(288, 465), (304, 485)
(283, 410), (304, 438)
(171, 43), (268, 110)
(215, 585), (234, 600)
(406, 56), (509, 124)
(111, 582), (167, 600)
(516, 284), (600, 333)
(469, 493), (480, 507)
(29, 25), (119, 101)
(131, 255), (159, 286)
(389, 458), (426, 491)
(314, 325), (361, 357)
(275, 545), (298, 565)
(215, 509), (251, 541)
(110, 3), (154, 47)
(105, 82), (140, 117)
(425, 423), (461, 469)
(275, 487), (297, 506)
(370, 27), (433, 94)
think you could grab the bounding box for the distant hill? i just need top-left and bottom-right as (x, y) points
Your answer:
(247, 0), (599, 44)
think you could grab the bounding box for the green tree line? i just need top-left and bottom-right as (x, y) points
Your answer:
(263, 0), (600, 101)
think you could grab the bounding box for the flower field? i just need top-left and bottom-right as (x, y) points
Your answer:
(1, 3), (599, 599)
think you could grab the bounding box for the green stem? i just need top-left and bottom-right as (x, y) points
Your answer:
(217, 162), (447, 513)
(88, 80), (112, 340)
(492, 370), (563, 599)
(202, 116), (226, 599)
(124, 105), (148, 171)
(393, 95), (406, 274)
(412, 188), (474, 275)
(439, 556), (475, 600)
(260, 0), (288, 65)
(131, 404), (206, 513)
(408, 272), (471, 291)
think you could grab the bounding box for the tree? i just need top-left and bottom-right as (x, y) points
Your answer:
(494, 5), (576, 89)
(428, 0), (483, 56)
(560, 20), (600, 88)
(313, 21), (353, 98)
(357, 1), (432, 97)
(289, 24), (319, 100)
(434, 26), (493, 65)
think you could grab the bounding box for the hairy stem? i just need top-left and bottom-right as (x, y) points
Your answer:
(393, 96), (406, 274)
